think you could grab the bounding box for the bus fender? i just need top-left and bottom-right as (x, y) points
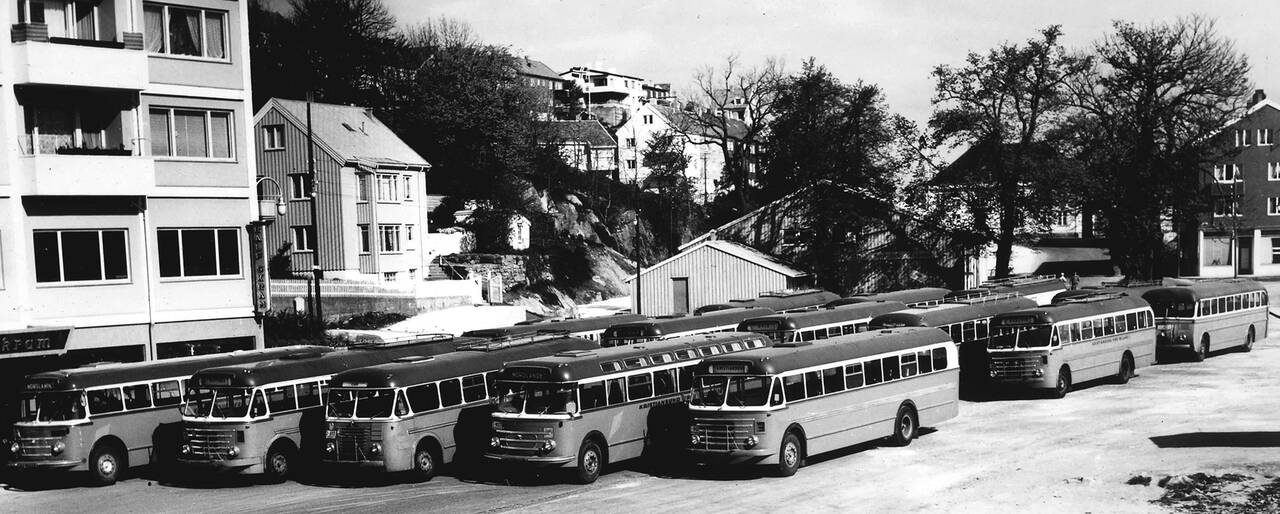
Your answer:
(580, 431), (608, 466)
(783, 424), (807, 464)
(264, 435), (298, 459)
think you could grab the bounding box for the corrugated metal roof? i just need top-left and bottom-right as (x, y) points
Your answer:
(266, 98), (429, 167)
(627, 240), (807, 282)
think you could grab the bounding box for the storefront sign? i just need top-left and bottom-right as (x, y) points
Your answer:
(248, 223), (271, 315)
(0, 328), (71, 357)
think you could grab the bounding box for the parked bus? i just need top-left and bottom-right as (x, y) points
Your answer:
(463, 314), (647, 343)
(687, 327), (958, 477)
(1050, 280), (1164, 305)
(824, 287), (951, 309)
(601, 308), (774, 347)
(737, 302), (908, 343)
(5, 345), (333, 485)
(1142, 280), (1268, 361)
(177, 335), (483, 481)
(697, 289), (839, 315)
(867, 295), (1036, 386)
(987, 294), (1156, 398)
(983, 275), (1066, 305)
(320, 334), (596, 480)
(485, 332), (772, 483)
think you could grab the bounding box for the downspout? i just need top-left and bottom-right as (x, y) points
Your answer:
(139, 199), (156, 360)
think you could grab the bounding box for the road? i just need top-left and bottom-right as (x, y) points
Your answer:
(4, 324), (1279, 513)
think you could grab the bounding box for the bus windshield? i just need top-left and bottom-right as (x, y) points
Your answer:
(182, 388), (254, 418)
(327, 389), (401, 419)
(17, 391), (88, 423)
(989, 325), (1054, 349)
(690, 376), (770, 407)
(1148, 300), (1196, 318)
(495, 382), (578, 415)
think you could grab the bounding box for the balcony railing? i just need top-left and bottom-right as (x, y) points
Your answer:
(11, 22), (144, 50)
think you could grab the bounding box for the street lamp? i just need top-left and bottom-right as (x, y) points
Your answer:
(254, 176), (287, 220)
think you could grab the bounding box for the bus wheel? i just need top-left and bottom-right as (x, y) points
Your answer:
(1243, 326), (1256, 352)
(575, 439), (604, 484)
(88, 444), (125, 486)
(777, 431), (803, 477)
(1115, 353), (1134, 384)
(889, 404), (918, 446)
(264, 444), (293, 483)
(1053, 366), (1072, 399)
(413, 444), (438, 481)
(1192, 335), (1209, 362)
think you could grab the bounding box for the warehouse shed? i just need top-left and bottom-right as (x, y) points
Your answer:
(626, 240), (811, 315)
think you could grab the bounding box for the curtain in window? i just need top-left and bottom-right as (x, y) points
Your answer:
(1202, 236), (1232, 266)
(79, 107), (112, 150)
(173, 110), (207, 157)
(72, 0), (94, 39)
(149, 109), (171, 156)
(44, 1), (67, 38)
(143, 4), (164, 52)
(168, 7), (201, 56)
(36, 106), (74, 154)
(204, 12), (225, 59)
(210, 112), (231, 158)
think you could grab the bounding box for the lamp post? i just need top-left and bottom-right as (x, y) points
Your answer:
(252, 176), (287, 325)
(305, 93), (323, 333)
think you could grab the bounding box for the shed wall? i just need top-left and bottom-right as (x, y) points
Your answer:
(635, 246), (789, 315)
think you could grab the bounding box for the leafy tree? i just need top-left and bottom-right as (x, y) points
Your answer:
(641, 131), (695, 253)
(930, 26), (1090, 279)
(1067, 16), (1251, 278)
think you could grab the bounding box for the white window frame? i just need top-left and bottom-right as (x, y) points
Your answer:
(149, 107), (235, 161)
(1212, 196), (1241, 218)
(143, 2), (230, 62)
(263, 125), (284, 151)
(1236, 129), (1251, 147)
(156, 227), (242, 281)
(375, 174), (400, 203)
(20, 0), (99, 40)
(292, 226), (313, 252)
(1268, 197), (1280, 216)
(32, 229), (131, 286)
(1213, 163), (1241, 183)
(1268, 163), (1280, 181)
(288, 174), (313, 200)
(358, 224), (370, 254)
(1259, 128), (1273, 146)
(357, 174), (370, 203)
(379, 224), (401, 253)
(402, 175), (414, 201)
(382, 271), (398, 281)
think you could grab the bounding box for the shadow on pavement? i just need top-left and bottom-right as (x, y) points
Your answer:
(1150, 432), (1280, 448)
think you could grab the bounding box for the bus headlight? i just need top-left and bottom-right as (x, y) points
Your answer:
(9, 441), (20, 456)
(690, 434), (701, 445)
(227, 446), (240, 458)
(50, 441), (66, 455)
(1033, 368), (1044, 377)
(491, 421), (502, 431)
(324, 441), (336, 454)
(180, 444), (191, 455)
(490, 436), (501, 448)
(368, 443), (382, 455)
(744, 436), (758, 449)
(540, 440), (556, 452)
(989, 370), (998, 378)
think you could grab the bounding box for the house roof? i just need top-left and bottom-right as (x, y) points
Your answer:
(626, 239), (808, 282)
(257, 98), (429, 170)
(517, 58), (562, 81)
(561, 67), (646, 82)
(655, 104), (751, 141)
(544, 120), (617, 147)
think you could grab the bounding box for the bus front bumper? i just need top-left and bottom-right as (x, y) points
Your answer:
(177, 456), (257, 471)
(483, 452), (575, 466)
(7, 458), (82, 470)
(689, 448), (772, 465)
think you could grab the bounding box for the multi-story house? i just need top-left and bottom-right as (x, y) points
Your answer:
(1195, 89), (1280, 277)
(561, 67), (649, 107)
(613, 102), (754, 201)
(0, 0), (262, 365)
(543, 120), (618, 179)
(516, 58), (566, 112)
(253, 98), (430, 282)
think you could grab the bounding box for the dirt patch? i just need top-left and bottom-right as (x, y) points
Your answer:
(1152, 472), (1280, 513)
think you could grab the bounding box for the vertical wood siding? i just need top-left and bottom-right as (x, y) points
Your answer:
(637, 245), (788, 315)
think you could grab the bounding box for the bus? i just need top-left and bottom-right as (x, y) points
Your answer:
(1050, 280), (1164, 305)
(824, 287), (951, 309)
(696, 289), (840, 315)
(987, 294), (1156, 398)
(737, 302), (909, 343)
(320, 334), (597, 480)
(177, 334), (484, 481)
(462, 314), (647, 343)
(600, 308), (774, 347)
(484, 332), (772, 484)
(686, 327), (958, 477)
(983, 275), (1066, 305)
(867, 295), (1036, 386)
(5, 345), (333, 485)
(1142, 280), (1269, 362)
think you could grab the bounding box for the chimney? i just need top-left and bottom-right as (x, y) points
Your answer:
(1253, 89), (1267, 105)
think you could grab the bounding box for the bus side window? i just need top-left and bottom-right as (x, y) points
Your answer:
(804, 371), (823, 397)
(827, 327), (841, 338)
(864, 359), (883, 385)
(770, 378), (785, 406)
(801, 330), (816, 342)
(1080, 320), (1093, 340)
(88, 388), (124, 415)
(1216, 297), (1225, 314)
(783, 374), (805, 402)
(267, 386), (297, 413)
(153, 380), (183, 407)
(1126, 313), (1137, 331)
(579, 382), (606, 410)
(845, 364), (864, 388)
(1070, 323), (1081, 342)
(406, 383), (440, 413)
(901, 353), (918, 377)
(627, 373), (654, 400)
(1056, 326), (1070, 346)
(976, 319), (988, 340)
(950, 324), (963, 342)
(461, 374), (487, 403)
(606, 378), (626, 405)
(677, 365), (695, 391)
(882, 356), (901, 382)
(842, 324), (857, 336)
(123, 384), (152, 410)
(1103, 317), (1116, 336)
(932, 348), (948, 370)
(856, 323), (868, 333)
(1115, 315), (1127, 333)
(962, 321), (977, 343)
(822, 367), (844, 394)
(486, 372), (500, 397)
(917, 351), (933, 374)
(297, 382), (321, 408)
(439, 379), (463, 407)
(653, 369), (676, 396)
(251, 391), (267, 417)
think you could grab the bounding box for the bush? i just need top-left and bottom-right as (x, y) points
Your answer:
(330, 311), (408, 330)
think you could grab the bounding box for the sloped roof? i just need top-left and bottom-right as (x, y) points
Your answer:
(518, 58), (562, 81)
(627, 239), (808, 282)
(544, 120), (616, 147)
(261, 98), (428, 168)
(655, 104), (751, 141)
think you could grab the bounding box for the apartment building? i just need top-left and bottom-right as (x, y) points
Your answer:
(253, 98), (430, 282)
(0, 0), (262, 365)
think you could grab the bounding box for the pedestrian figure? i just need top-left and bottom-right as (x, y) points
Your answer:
(1069, 272), (1080, 290)
(1058, 273), (1067, 289)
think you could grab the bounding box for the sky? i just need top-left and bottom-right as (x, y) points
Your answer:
(380, 0), (1278, 127)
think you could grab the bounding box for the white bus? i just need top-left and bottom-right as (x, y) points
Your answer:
(600, 308), (774, 347)
(1142, 280), (1269, 361)
(737, 301), (908, 343)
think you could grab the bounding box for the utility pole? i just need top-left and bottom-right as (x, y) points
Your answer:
(306, 93), (323, 333)
(632, 122), (642, 315)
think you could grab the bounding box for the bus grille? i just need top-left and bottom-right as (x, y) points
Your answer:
(331, 424), (380, 462)
(989, 357), (1041, 379)
(183, 427), (236, 459)
(492, 425), (553, 454)
(690, 418), (756, 451)
(16, 437), (59, 458)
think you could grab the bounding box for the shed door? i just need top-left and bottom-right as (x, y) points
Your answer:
(672, 277), (690, 314)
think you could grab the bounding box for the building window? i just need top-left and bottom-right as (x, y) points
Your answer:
(379, 225), (401, 253)
(358, 225), (370, 253)
(625, 138), (636, 148)
(403, 176), (414, 201)
(1203, 236), (1232, 266)
(1212, 196), (1240, 217)
(1259, 128), (1273, 146)
(157, 228), (240, 278)
(405, 225), (415, 243)
(149, 108), (233, 159)
(1269, 197), (1280, 216)
(1272, 238), (1280, 264)
(376, 174), (399, 202)
(626, 159), (636, 169)
(292, 226), (314, 252)
(143, 3), (228, 59)
(22, 104), (120, 155)
(383, 271), (398, 281)
(263, 125), (284, 150)
(1213, 164), (1240, 182)
(643, 115), (653, 124)
(1269, 163), (1280, 181)
(1236, 129), (1251, 147)
(33, 229), (129, 284)
(288, 174), (312, 200)
(357, 174), (370, 202)
(18, 0), (98, 39)
(408, 268), (416, 281)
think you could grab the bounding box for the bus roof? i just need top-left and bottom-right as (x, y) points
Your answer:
(833, 288), (951, 307)
(745, 290), (840, 311)
(329, 336), (598, 389)
(496, 332), (770, 383)
(1141, 279), (1267, 304)
(188, 337), (483, 389)
(22, 345), (335, 392)
(738, 301), (908, 331)
(868, 296), (1038, 329)
(603, 308), (775, 338)
(993, 294), (1151, 326)
(987, 276), (1065, 296)
(695, 327), (953, 376)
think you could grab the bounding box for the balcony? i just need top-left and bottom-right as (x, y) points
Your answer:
(15, 100), (154, 196)
(10, 23), (147, 90)
(16, 153), (155, 196)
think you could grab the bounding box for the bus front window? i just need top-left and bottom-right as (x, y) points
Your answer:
(326, 389), (358, 418)
(18, 391), (87, 422)
(725, 376), (770, 407)
(497, 382), (578, 415)
(182, 388), (253, 418)
(355, 390), (396, 418)
(1014, 326), (1054, 348)
(690, 377), (728, 407)
(1149, 301), (1196, 318)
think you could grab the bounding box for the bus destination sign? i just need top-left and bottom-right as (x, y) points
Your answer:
(504, 367), (552, 381)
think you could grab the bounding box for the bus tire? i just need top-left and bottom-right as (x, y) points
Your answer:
(575, 438), (604, 484)
(88, 442), (125, 486)
(1053, 366), (1072, 399)
(412, 441), (440, 482)
(776, 431), (803, 477)
(1192, 335), (1209, 362)
(263, 442), (294, 483)
(889, 404), (918, 446)
(1115, 353), (1134, 384)
(1243, 326), (1256, 352)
